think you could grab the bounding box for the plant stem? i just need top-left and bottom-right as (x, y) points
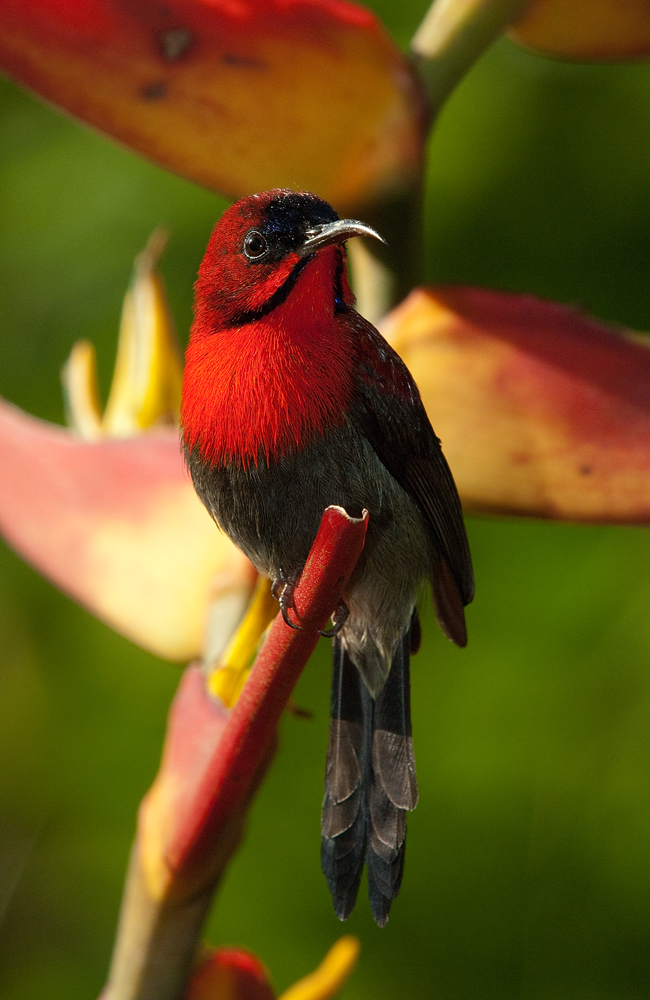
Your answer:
(350, 1), (537, 318)
(410, 0), (534, 116)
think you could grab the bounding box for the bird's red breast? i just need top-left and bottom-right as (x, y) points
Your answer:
(182, 239), (355, 468)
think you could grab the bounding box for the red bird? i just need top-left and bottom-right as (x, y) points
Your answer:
(182, 190), (474, 925)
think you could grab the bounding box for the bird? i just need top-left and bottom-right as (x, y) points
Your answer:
(181, 189), (474, 926)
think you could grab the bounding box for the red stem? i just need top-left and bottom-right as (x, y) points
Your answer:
(168, 504), (368, 874)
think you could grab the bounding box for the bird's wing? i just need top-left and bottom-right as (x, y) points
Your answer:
(347, 313), (474, 642)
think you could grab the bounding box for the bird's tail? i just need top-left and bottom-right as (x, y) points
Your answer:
(320, 626), (418, 926)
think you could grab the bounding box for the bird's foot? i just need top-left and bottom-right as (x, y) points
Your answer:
(272, 570), (302, 631)
(319, 600), (349, 638)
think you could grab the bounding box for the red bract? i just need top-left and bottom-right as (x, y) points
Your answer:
(381, 286), (650, 524)
(0, 0), (424, 212)
(183, 948), (275, 1000)
(0, 398), (256, 660)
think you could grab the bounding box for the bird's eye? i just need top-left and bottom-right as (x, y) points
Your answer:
(243, 231), (268, 260)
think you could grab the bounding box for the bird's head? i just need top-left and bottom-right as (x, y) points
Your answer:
(192, 189), (385, 332)
(183, 190), (385, 465)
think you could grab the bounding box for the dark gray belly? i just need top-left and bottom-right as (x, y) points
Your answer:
(186, 421), (434, 694)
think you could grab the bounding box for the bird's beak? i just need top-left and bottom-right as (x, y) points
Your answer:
(297, 219), (386, 256)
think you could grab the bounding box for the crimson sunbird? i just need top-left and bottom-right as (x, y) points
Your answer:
(181, 189), (474, 925)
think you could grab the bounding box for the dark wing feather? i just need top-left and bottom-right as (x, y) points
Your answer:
(347, 312), (474, 621)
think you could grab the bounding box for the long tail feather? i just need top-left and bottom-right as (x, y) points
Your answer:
(321, 638), (370, 919)
(367, 631), (417, 925)
(321, 630), (418, 926)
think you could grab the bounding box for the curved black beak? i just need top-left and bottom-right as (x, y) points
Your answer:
(297, 219), (386, 256)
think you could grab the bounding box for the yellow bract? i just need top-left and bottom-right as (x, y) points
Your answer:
(510, 0), (650, 60)
(278, 937), (360, 1000)
(62, 230), (183, 441)
(207, 576), (278, 709)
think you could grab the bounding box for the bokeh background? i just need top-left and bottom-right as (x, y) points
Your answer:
(2, 2), (650, 997)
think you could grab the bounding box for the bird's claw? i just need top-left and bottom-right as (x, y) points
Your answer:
(319, 600), (349, 638)
(272, 570), (302, 631)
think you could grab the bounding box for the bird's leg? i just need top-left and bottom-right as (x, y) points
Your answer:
(319, 600), (349, 638)
(272, 569), (302, 631)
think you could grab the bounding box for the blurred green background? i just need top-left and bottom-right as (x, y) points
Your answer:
(1, 3), (650, 997)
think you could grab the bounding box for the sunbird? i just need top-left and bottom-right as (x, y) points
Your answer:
(181, 189), (474, 925)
